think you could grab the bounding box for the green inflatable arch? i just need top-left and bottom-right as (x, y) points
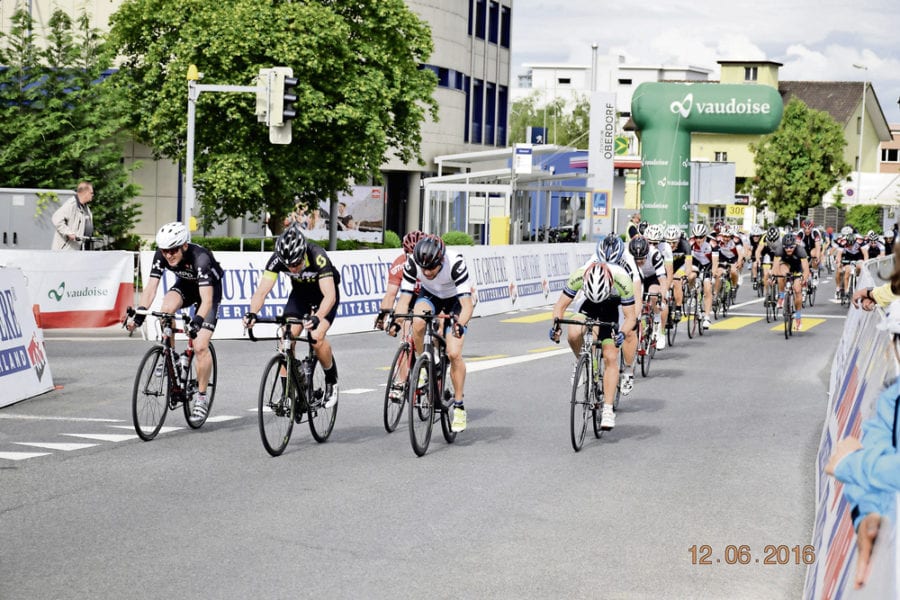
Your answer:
(631, 82), (784, 228)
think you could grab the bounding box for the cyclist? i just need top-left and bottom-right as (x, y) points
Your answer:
(686, 223), (717, 329)
(714, 225), (742, 303)
(771, 233), (810, 330)
(836, 233), (865, 300)
(389, 235), (474, 433)
(629, 234), (669, 350)
(375, 230), (424, 403)
(862, 231), (886, 261)
(243, 223), (341, 409)
(125, 221), (224, 420)
(549, 261), (636, 430)
(593, 235), (641, 396)
(756, 226), (781, 303)
(799, 218), (822, 274)
(374, 230), (425, 330)
(663, 225), (692, 322)
(747, 225), (765, 289)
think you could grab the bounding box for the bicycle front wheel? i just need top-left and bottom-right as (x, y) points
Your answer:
(384, 342), (411, 433)
(570, 354), (592, 451)
(308, 358), (337, 442)
(639, 317), (651, 378)
(184, 343), (218, 429)
(783, 292), (793, 339)
(409, 354), (435, 457)
(258, 355), (295, 457)
(438, 357), (458, 445)
(685, 293), (696, 339)
(132, 346), (170, 441)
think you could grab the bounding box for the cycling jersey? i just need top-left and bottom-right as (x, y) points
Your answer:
(775, 244), (808, 273)
(637, 246), (666, 282)
(149, 243), (224, 286)
(691, 240), (714, 266)
(717, 238), (740, 263)
(400, 252), (471, 300)
(667, 238), (692, 273)
(263, 242), (342, 320)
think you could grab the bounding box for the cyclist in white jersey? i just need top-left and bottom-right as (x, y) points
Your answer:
(389, 235), (473, 432)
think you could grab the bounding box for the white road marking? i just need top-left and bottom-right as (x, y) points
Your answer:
(13, 442), (98, 451)
(0, 414), (125, 423)
(61, 433), (138, 443)
(0, 452), (51, 461)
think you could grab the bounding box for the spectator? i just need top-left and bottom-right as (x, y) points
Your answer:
(338, 201), (357, 230)
(51, 181), (95, 250)
(852, 242), (900, 310)
(826, 300), (900, 589)
(627, 212), (641, 239)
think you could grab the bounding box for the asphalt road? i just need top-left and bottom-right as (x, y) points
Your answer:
(1, 274), (848, 599)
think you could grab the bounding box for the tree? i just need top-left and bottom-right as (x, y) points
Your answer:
(844, 205), (883, 235)
(743, 98), (851, 226)
(0, 9), (141, 247)
(508, 92), (591, 148)
(107, 0), (438, 232)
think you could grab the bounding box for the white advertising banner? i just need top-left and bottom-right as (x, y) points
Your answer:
(138, 243), (595, 340)
(0, 267), (54, 407)
(588, 91), (617, 238)
(0, 250), (134, 328)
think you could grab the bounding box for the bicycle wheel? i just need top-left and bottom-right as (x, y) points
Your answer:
(591, 347), (603, 438)
(570, 354), (592, 451)
(409, 354), (435, 456)
(132, 346), (170, 441)
(258, 355), (295, 456)
(184, 343), (218, 428)
(808, 281), (816, 307)
(685, 292), (696, 339)
(639, 316), (651, 377)
(783, 290), (793, 339)
(696, 290), (705, 337)
(666, 310), (677, 347)
(383, 342), (411, 433)
(308, 357), (337, 442)
(438, 356), (458, 444)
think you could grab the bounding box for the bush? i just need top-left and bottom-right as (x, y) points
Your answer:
(383, 230), (401, 248)
(844, 205), (883, 235)
(442, 230), (475, 246)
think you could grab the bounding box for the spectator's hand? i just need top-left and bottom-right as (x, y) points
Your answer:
(854, 513), (881, 589)
(374, 309), (391, 330)
(825, 436), (863, 476)
(187, 315), (204, 339)
(242, 312), (257, 329)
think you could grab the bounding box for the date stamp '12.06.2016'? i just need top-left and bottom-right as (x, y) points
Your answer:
(689, 544), (816, 566)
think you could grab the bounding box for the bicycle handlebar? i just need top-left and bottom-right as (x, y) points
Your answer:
(244, 315), (317, 345)
(554, 317), (619, 331)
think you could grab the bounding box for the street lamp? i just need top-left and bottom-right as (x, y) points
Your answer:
(853, 63), (867, 203)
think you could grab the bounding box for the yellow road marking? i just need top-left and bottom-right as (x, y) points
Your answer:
(530, 345), (563, 353)
(770, 317), (826, 332)
(466, 354), (508, 362)
(501, 311), (556, 323)
(708, 316), (763, 330)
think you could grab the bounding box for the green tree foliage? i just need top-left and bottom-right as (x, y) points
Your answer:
(0, 9), (141, 246)
(743, 98), (851, 225)
(509, 92), (591, 147)
(844, 205), (883, 235)
(107, 0), (438, 230)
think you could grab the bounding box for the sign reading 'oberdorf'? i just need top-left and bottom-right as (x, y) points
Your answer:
(631, 83), (783, 228)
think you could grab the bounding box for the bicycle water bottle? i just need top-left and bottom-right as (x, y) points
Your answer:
(179, 353), (190, 374)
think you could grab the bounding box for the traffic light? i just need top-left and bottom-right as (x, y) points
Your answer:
(269, 66), (297, 144)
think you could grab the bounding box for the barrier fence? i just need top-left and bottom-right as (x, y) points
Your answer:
(806, 255), (899, 599)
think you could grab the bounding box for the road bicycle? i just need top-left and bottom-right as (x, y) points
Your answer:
(249, 315), (337, 457)
(804, 270), (817, 307)
(555, 317), (621, 452)
(382, 317), (416, 433)
(392, 311), (458, 457)
(686, 270), (709, 338)
(712, 263), (733, 320)
(637, 292), (661, 377)
(126, 308), (218, 441)
(764, 271), (779, 323)
(773, 273), (800, 339)
(839, 263), (858, 308)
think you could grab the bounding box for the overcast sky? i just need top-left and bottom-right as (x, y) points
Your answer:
(510, 0), (900, 125)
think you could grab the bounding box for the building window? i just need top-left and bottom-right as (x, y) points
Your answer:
(463, 75), (471, 142)
(488, 1), (499, 44)
(715, 152), (728, 162)
(558, 77), (571, 85)
(744, 67), (758, 81)
(474, 0), (486, 39)
(497, 85), (508, 146)
(882, 148), (899, 162)
(618, 78), (632, 85)
(485, 82), (496, 145)
(500, 5), (511, 48)
(472, 78), (484, 144)
(709, 206), (725, 222)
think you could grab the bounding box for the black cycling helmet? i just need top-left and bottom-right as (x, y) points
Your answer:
(600, 235), (625, 263)
(781, 233), (797, 249)
(276, 222), (307, 266)
(638, 221), (649, 234)
(413, 235), (445, 269)
(402, 230), (425, 254)
(628, 235), (650, 260)
(766, 226), (780, 243)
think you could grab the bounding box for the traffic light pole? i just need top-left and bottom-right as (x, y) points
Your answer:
(184, 76), (261, 228)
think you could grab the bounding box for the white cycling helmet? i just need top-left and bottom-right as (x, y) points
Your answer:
(582, 262), (613, 303)
(750, 225), (764, 237)
(691, 223), (708, 238)
(156, 221), (189, 249)
(645, 224), (664, 243)
(664, 225), (682, 243)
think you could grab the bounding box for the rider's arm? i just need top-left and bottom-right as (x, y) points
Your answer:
(456, 294), (474, 327)
(248, 272), (277, 315)
(137, 276), (161, 309)
(195, 285), (214, 320)
(380, 282), (401, 313)
(315, 275), (337, 321)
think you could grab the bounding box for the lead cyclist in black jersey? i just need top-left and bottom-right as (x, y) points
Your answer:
(126, 221), (224, 420)
(389, 235), (474, 433)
